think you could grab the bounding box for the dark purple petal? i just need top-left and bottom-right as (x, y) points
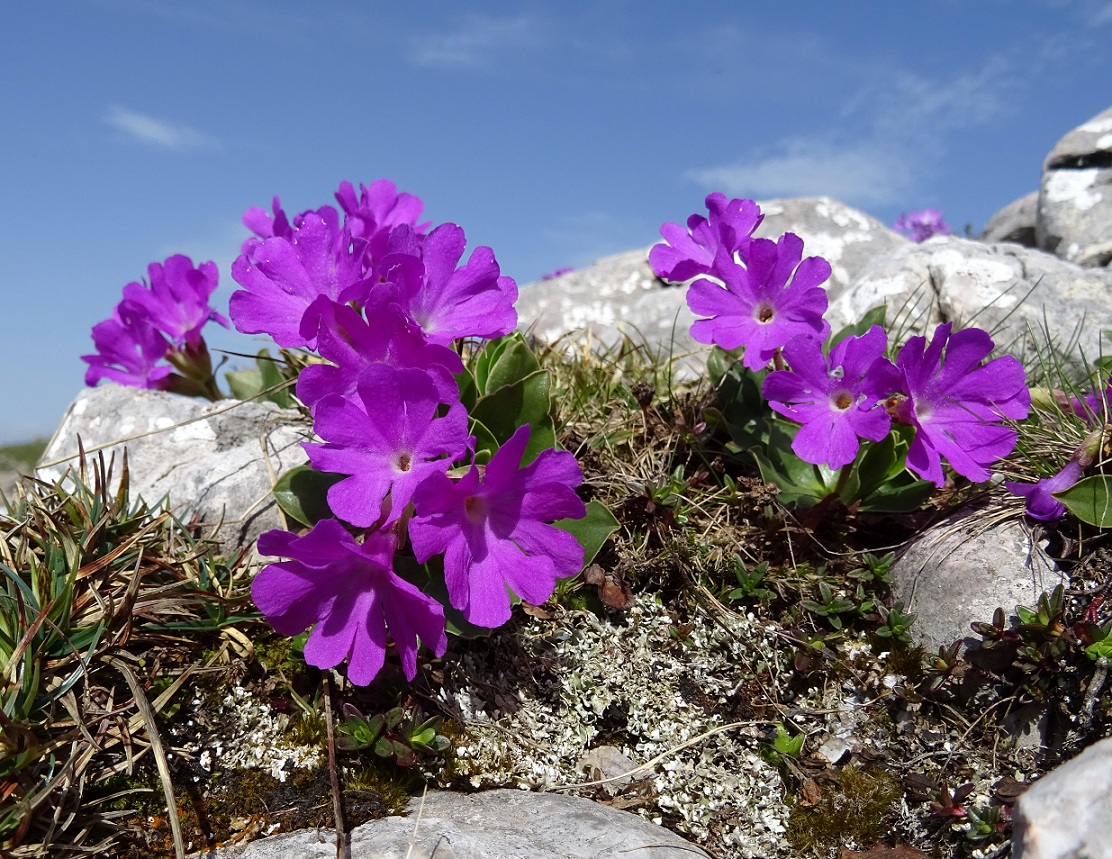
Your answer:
(1005, 462), (1083, 521)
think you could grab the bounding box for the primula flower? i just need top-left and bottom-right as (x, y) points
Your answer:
(380, 223), (518, 346)
(1005, 462), (1083, 522)
(120, 255), (228, 348)
(82, 301), (173, 389)
(894, 322), (1030, 486)
(686, 232), (831, 370)
(650, 193), (764, 283)
(303, 364), (468, 527)
(295, 294), (462, 411)
(762, 326), (901, 469)
(229, 213), (365, 349)
(252, 519), (447, 685)
(409, 424), (586, 628)
(240, 197), (340, 260)
(893, 209), (951, 242)
(335, 179), (429, 270)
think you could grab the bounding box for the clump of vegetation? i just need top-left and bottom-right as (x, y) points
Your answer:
(0, 454), (254, 858)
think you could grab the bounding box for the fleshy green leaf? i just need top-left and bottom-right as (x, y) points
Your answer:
(272, 466), (344, 527)
(1054, 475), (1112, 527)
(555, 500), (619, 568)
(470, 370), (555, 462)
(484, 333), (541, 395)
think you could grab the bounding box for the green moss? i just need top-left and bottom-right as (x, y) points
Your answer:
(785, 765), (903, 857)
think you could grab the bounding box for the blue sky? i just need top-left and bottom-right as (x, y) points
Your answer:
(3, 1), (1112, 444)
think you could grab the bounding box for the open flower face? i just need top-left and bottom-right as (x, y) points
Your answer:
(763, 326), (901, 469)
(409, 425), (586, 628)
(686, 232), (831, 370)
(895, 323), (1030, 486)
(252, 520), (447, 685)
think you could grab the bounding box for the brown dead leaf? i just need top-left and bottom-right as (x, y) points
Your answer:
(799, 777), (822, 807)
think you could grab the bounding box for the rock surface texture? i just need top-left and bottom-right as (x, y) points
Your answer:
(38, 385), (311, 556)
(1036, 105), (1112, 267)
(824, 236), (1112, 361)
(891, 515), (1064, 658)
(982, 191), (1039, 247)
(190, 789), (711, 859)
(1011, 736), (1112, 859)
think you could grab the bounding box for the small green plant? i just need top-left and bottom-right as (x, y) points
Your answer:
(727, 556), (775, 603)
(760, 723), (805, 771)
(336, 704), (450, 767)
(802, 580), (856, 630)
(849, 551), (896, 585)
(874, 601), (917, 644)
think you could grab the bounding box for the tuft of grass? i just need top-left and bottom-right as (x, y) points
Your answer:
(0, 453), (256, 858)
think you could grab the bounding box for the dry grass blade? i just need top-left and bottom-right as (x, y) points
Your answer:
(101, 655), (185, 859)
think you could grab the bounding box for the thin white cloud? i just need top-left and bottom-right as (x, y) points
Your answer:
(689, 55), (1015, 208)
(103, 105), (221, 151)
(686, 140), (914, 208)
(1092, 1), (1112, 24)
(408, 13), (540, 68)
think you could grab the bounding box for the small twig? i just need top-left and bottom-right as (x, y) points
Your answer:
(550, 719), (772, 791)
(321, 672), (346, 858)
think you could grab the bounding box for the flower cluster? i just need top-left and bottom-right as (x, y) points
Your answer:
(893, 208), (951, 242)
(82, 255), (229, 398)
(231, 180), (586, 684)
(651, 195), (1030, 486)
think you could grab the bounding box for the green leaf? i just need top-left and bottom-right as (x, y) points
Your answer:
(456, 366), (479, 412)
(555, 501), (619, 568)
(257, 352), (294, 408)
(470, 370), (555, 462)
(484, 334), (541, 395)
(226, 366), (265, 401)
(272, 466), (345, 527)
(1054, 475), (1112, 527)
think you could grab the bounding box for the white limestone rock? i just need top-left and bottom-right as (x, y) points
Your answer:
(188, 789), (712, 859)
(1012, 736), (1112, 859)
(37, 384), (312, 557)
(1036, 105), (1112, 267)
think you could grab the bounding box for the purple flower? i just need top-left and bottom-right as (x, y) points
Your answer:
(650, 194), (764, 283)
(303, 364), (468, 527)
(82, 301), (173, 389)
(895, 323), (1030, 486)
(893, 209), (951, 242)
(381, 223), (518, 346)
(335, 179), (429, 270)
(686, 232), (831, 370)
(762, 326), (901, 469)
(241, 197), (340, 261)
(409, 425), (586, 628)
(229, 213), (365, 349)
(295, 294), (462, 412)
(119, 255), (228, 348)
(1005, 462), (1083, 522)
(252, 520), (447, 685)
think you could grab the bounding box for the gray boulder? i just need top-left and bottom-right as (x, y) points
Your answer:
(190, 789), (711, 858)
(1037, 105), (1112, 267)
(514, 246), (703, 373)
(37, 385), (312, 557)
(1012, 736), (1112, 859)
(826, 236), (1112, 361)
(982, 191), (1039, 247)
(891, 514), (1064, 658)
